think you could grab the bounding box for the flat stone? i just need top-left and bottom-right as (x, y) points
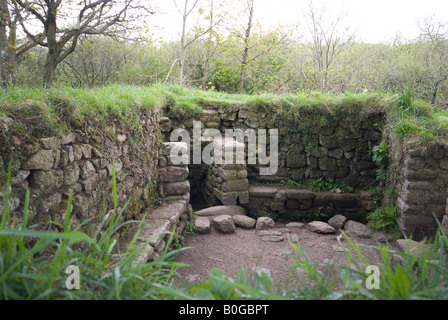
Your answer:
(332, 245), (346, 253)
(261, 235), (284, 243)
(150, 201), (186, 225)
(259, 230), (283, 237)
(222, 179), (249, 192)
(22, 149), (54, 171)
(163, 181), (190, 196)
(285, 222), (306, 229)
(30, 169), (64, 191)
(39, 137), (59, 150)
(255, 217), (275, 230)
(344, 220), (371, 239)
(308, 221), (336, 234)
(61, 133), (76, 145)
(328, 215), (348, 229)
(273, 228), (292, 234)
(195, 217), (211, 234)
(233, 215), (256, 229)
(213, 215), (236, 233)
(395, 239), (426, 255)
(158, 166), (189, 183)
(138, 219), (172, 248)
(286, 189), (316, 200)
(249, 186), (278, 198)
(196, 205), (246, 217)
(314, 193), (358, 208)
(372, 231), (395, 243)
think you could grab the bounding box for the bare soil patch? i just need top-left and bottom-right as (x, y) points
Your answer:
(176, 222), (395, 290)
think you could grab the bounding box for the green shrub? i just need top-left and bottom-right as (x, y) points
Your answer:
(306, 177), (353, 193)
(367, 206), (399, 233)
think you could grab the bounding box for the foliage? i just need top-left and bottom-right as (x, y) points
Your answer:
(372, 142), (390, 167)
(0, 162), (188, 300)
(247, 207), (277, 220)
(367, 206), (399, 233)
(306, 177), (354, 193)
(280, 179), (303, 189)
(184, 221), (195, 235)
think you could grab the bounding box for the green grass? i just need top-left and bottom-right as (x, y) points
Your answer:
(0, 162), (189, 300)
(386, 86), (448, 142)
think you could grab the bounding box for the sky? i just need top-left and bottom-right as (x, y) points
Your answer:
(149, 0), (448, 43)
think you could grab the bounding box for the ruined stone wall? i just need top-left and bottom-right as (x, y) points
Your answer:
(394, 139), (448, 240)
(161, 103), (385, 193)
(0, 110), (160, 236)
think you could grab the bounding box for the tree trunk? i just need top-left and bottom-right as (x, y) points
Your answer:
(201, 0), (214, 90)
(238, 0), (254, 93)
(43, 2), (59, 85)
(0, 0), (13, 86)
(179, 0), (188, 85)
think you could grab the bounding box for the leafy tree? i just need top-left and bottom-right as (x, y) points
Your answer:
(12, 0), (154, 84)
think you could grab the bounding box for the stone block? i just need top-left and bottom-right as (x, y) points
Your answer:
(158, 166), (189, 183)
(222, 179), (249, 193)
(286, 189), (315, 200)
(213, 215), (235, 233)
(163, 181), (190, 196)
(22, 150), (54, 171)
(249, 186), (278, 198)
(314, 193), (357, 208)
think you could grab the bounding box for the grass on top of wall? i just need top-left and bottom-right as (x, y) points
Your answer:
(1, 84), (446, 143)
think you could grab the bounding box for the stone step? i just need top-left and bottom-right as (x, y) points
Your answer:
(195, 205), (246, 217)
(120, 200), (188, 264)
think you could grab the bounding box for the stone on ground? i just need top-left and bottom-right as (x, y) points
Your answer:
(259, 230), (283, 237)
(285, 222), (306, 229)
(195, 205), (246, 217)
(233, 215), (256, 229)
(372, 231), (394, 243)
(344, 220), (371, 238)
(328, 214), (347, 229)
(194, 217), (211, 234)
(213, 215), (236, 233)
(260, 235), (284, 243)
(308, 221), (336, 234)
(395, 239), (434, 259)
(255, 217), (275, 230)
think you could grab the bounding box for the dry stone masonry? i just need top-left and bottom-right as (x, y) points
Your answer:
(395, 140), (448, 240)
(3, 95), (448, 261)
(205, 136), (249, 206)
(1, 112), (160, 235)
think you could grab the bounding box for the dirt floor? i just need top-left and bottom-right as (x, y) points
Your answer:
(175, 222), (395, 290)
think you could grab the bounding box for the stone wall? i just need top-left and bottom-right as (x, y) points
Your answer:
(161, 103), (385, 193)
(0, 110), (160, 237)
(247, 185), (365, 222)
(395, 139), (448, 240)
